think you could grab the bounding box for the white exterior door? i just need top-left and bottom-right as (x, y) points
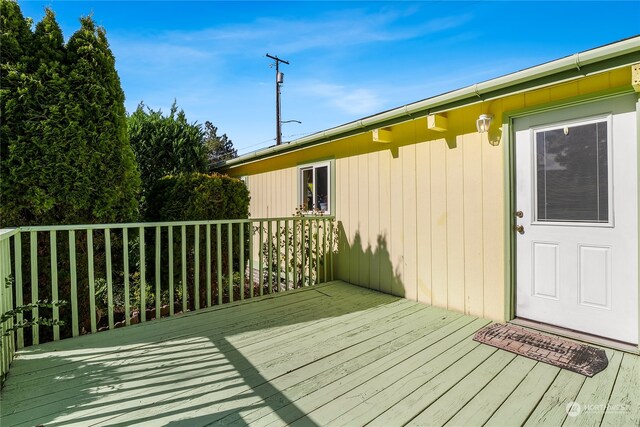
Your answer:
(515, 95), (638, 344)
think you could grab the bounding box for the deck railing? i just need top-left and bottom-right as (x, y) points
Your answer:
(0, 216), (335, 386)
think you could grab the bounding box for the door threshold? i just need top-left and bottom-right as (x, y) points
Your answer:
(510, 318), (639, 354)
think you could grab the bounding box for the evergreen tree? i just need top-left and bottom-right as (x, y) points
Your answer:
(203, 120), (237, 167)
(57, 15), (140, 223)
(0, 5), (140, 226)
(128, 101), (207, 210)
(0, 0), (33, 210)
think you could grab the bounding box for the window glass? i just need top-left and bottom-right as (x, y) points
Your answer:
(299, 163), (330, 213)
(315, 166), (328, 212)
(535, 121), (608, 222)
(301, 168), (314, 211)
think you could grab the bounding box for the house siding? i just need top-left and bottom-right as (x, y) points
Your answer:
(229, 67), (633, 321)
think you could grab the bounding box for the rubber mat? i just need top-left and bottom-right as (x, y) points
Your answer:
(473, 323), (608, 377)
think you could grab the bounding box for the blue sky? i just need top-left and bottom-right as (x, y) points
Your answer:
(18, 1), (640, 154)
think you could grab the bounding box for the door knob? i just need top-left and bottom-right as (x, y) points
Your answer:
(515, 225), (525, 234)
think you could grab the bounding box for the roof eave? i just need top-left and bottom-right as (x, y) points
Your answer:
(217, 36), (640, 171)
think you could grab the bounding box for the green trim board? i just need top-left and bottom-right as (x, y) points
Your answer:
(636, 92), (640, 354)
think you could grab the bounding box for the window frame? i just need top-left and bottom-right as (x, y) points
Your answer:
(530, 114), (614, 228)
(297, 160), (333, 215)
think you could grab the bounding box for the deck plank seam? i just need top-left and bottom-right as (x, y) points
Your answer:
(4, 295), (409, 402)
(9, 300), (423, 423)
(211, 314), (474, 426)
(286, 320), (490, 426)
(6, 287), (387, 380)
(224, 318), (486, 426)
(474, 359), (539, 427)
(437, 352), (523, 426)
(399, 347), (499, 427)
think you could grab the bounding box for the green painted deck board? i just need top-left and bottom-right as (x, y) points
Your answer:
(562, 350), (622, 427)
(444, 355), (538, 426)
(1, 281), (637, 427)
(284, 320), (490, 427)
(523, 369), (587, 426)
(484, 361), (561, 427)
(407, 349), (517, 426)
(600, 352), (640, 427)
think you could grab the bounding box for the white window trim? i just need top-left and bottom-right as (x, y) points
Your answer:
(298, 160), (332, 215)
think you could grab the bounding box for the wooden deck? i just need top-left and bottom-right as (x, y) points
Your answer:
(1, 281), (638, 426)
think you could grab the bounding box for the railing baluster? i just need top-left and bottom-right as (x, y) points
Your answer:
(194, 225), (200, 310)
(285, 220), (290, 291)
(301, 219), (306, 287)
(87, 230), (96, 334)
(329, 220), (334, 281)
(29, 231), (38, 345)
(267, 221), (273, 294)
(1, 237), (13, 375)
(139, 227), (146, 323)
(168, 226), (174, 316)
(105, 229), (114, 330)
(323, 219), (327, 284)
(248, 222), (253, 298)
(123, 228), (131, 325)
(276, 220), (280, 293)
(259, 221), (264, 296)
(228, 223), (233, 302)
(155, 226), (161, 318)
(239, 222), (244, 300)
(50, 231), (60, 340)
(216, 223), (222, 305)
(206, 224), (212, 307)
(292, 219), (297, 288)
(308, 220), (313, 286)
(315, 219), (320, 285)
(69, 230), (79, 336)
(13, 233), (24, 348)
(181, 225), (187, 312)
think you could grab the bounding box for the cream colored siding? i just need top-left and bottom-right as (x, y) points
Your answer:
(230, 68), (631, 321)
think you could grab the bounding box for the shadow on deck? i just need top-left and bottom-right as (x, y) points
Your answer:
(1, 281), (638, 426)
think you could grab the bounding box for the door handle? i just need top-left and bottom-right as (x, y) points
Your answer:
(515, 225), (525, 234)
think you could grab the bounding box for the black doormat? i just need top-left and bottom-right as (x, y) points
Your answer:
(473, 323), (608, 377)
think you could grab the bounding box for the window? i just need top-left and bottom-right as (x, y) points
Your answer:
(534, 118), (610, 223)
(299, 162), (330, 214)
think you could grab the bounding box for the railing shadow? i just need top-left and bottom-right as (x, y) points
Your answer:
(0, 280), (399, 426)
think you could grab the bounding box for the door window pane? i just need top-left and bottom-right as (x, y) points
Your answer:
(535, 121), (609, 222)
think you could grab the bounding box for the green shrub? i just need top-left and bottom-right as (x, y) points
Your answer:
(145, 172), (249, 222)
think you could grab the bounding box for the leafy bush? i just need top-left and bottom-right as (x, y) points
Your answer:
(262, 208), (336, 291)
(145, 172), (249, 222)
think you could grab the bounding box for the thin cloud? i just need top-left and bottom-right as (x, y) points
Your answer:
(163, 9), (472, 55)
(301, 81), (384, 115)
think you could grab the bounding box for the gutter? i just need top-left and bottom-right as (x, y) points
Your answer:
(217, 35), (640, 170)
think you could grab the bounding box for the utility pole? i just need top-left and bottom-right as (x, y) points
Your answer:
(266, 54), (289, 145)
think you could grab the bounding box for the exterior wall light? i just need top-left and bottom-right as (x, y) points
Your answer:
(476, 114), (493, 133)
